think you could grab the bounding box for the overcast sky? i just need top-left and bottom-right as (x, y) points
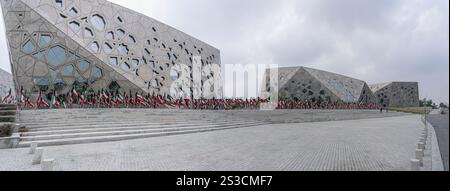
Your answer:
(0, 0), (448, 103)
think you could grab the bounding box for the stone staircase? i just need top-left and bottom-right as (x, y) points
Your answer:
(1, 104), (20, 149)
(17, 109), (268, 147)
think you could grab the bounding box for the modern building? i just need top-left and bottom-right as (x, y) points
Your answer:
(0, 0), (221, 100)
(369, 82), (420, 108)
(263, 66), (377, 103)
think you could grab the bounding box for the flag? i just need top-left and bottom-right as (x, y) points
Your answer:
(116, 92), (125, 105)
(51, 90), (59, 108)
(36, 92), (49, 109)
(1, 89), (11, 103)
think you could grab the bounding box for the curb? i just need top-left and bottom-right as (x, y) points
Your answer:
(428, 119), (445, 171)
(422, 116), (444, 171)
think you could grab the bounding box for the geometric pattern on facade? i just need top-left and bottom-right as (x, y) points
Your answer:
(369, 82), (420, 107)
(266, 66), (377, 103)
(1, 0), (221, 100)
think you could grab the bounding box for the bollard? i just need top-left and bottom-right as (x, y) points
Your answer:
(418, 142), (425, 150)
(41, 159), (55, 171)
(422, 131), (427, 138)
(415, 149), (424, 166)
(410, 159), (420, 171)
(29, 143), (38, 154)
(419, 137), (426, 144)
(32, 148), (43, 165)
(422, 133), (428, 142)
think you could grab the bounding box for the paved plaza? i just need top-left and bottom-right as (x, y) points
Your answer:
(0, 112), (423, 171)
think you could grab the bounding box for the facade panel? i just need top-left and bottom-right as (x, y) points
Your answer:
(369, 82), (420, 107)
(1, 0), (221, 100)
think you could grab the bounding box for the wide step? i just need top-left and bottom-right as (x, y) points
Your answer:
(18, 122), (267, 147)
(21, 121), (262, 141)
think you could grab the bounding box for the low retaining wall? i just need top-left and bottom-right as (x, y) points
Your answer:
(0, 133), (20, 149)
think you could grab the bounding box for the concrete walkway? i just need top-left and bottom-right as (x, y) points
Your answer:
(427, 113), (449, 171)
(0, 115), (422, 171)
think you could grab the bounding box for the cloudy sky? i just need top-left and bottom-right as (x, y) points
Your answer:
(0, 0), (448, 103)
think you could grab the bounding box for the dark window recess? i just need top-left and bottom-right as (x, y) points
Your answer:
(108, 81), (121, 93)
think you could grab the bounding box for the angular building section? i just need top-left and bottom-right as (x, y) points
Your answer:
(369, 82), (419, 108)
(264, 66), (377, 103)
(0, 0), (221, 100)
(0, 68), (15, 97)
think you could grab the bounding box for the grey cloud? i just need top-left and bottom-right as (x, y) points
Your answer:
(0, 0), (448, 103)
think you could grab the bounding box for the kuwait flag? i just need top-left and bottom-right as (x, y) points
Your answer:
(51, 90), (59, 108)
(116, 93), (125, 105)
(1, 89), (11, 103)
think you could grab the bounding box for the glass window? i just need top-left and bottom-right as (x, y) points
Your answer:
(90, 41), (99, 53)
(33, 78), (50, 92)
(150, 79), (158, 87)
(108, 81), (121, 92)
(118, 44), (129, 55)
(131, 59), (139, 68)
(106, 31), (114, 40)
(74, 71), (86, 84)
(103, 42), (112, 54)
(170, 68), (178, 81)
(121, 62), (131, 71)
(128, 35), (136, 43)
(54, 79), (66, 91)
(34, 51), (45, 61)
(50, 69), (58, 81)
(22, 40), (35, 54)
(69, 21), (80, 31)
(68, 51), (79, 61)
(39, 34), (51, 47)
(62, 65), (74, 76)
(91, 14), (106, 30)
(117, 29), (125, 39)
(109, 57), (118, 66)
(91, 66), (103, 84)
(47, 46), (66, 66)
(68, 7), (78, 17)
(55, 0), (63, 8)
(84, 27), (94, 37)
(77, 60), (90, 72)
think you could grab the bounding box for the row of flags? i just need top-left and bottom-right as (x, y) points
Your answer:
(1, 87), (380, 110)
(276, 99), (380, 110)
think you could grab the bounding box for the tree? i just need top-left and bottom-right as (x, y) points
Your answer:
(439, 103), (448, 109)
(420, 98), (434, 107)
